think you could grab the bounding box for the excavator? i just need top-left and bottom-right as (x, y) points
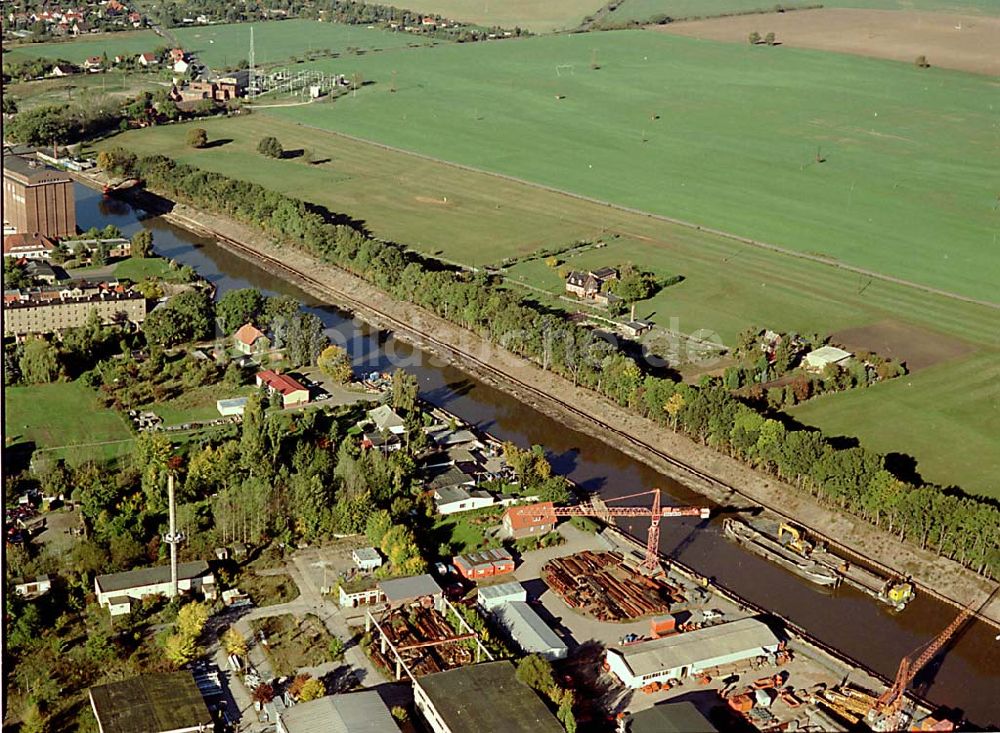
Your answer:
(777, 523), (813, 556)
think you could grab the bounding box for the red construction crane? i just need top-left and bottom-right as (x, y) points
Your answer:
(540, 488), (710, 572)
(867, 600), (977, 731)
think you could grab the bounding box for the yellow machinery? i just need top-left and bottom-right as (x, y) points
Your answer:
(884, 581), (915, 607)
(778, 523), (813, 556)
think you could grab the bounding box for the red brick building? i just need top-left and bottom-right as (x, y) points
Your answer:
(453, 548), (515, 580)
(2, 156), (76, 238)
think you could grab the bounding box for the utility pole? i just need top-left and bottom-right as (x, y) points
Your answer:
(249, 26), (256, 101)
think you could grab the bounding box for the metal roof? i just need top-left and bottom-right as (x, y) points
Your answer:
(416, 661), (563, 733)
(353, 547), (381, 562)
(277, 692), (397, 733)
(478, 581), (526, 603)
(612, 617), (780, 677)
(378, 574), (442, 602)
(494, 602), (567, 656)
(88, 672), (212, 733)
(805, 345), (852, 364)
(629, 702), (720, 733)
(367, 404), (405, 431)
(95, 560), (211, 593)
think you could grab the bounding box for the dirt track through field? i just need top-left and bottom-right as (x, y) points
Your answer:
(656, 8), (1000, 75)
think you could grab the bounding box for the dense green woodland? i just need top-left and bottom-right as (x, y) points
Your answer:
(129, 153), (998, 579)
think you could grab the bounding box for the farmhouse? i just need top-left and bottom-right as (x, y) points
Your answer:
(276, 691), (397, 733)
(94, 560), (216, 616)
(3, 232), (57, 259)
(89, 672), (213, 733)
(413, 661), (563, 733)
(501, 503), (555, 539)
(803, 345), (853, 372)
(605, 617), (781, 689)
(352, 546), (383, 572)
(565, 267), (618, 300)
(233, 322), (267, 355)
(256, 370), (309, 408)
(453, 548), (514, 580)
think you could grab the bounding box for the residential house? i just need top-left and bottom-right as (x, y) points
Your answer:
(501, 503), (555, 539)
(565, 267), (618, 300)
(25, 259), (58, 284)
(352, 547), (383, 572)
(83, 56), (103, 72)
(366, 404), (406, 434)
(3, 232), (57, 260)
(803, 345), (853, 372)
(453, 548), (514, 580)
(432, 484), (494, 515)
(173, 59), (190, 75)
(169, 48), (186, 63)
(413, 661), (563, 733)
(233, 322), (267, 355)
(605, 617), (781, 689)
(89, 672), (213, 733)
(94, 560), (216, 616)
(256, 370), (310, 408)
(276, 691), (397, 733)
(138, 52), (158, 67)
(50, 63), (77, 76)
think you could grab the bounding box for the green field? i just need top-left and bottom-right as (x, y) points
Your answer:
(792, 352), (1000, 497)
(6, 72), (168, 110)
(268, 31), (999, 303)
(171, 19), (435, 70)
(142, 384), (255, 425)
(3, 30), (162, 64)
(4, 382), (134, 463)
(609, 0), (1000, 23)
(361, 0), (603, 32)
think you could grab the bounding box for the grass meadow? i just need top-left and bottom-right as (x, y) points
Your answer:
(171, 20), (436, 69)
(103, 110), (999, 497)
(609, 0), (1000, 23)
(270, 31), (999, 303)
(7, 71), (168, 110)
(360, 0), (604, 32)
(4, 382), (134, 463)
(3, 30), (161, 64)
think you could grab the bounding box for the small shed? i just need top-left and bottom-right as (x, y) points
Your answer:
(623, 320), (654, 337)
(352, 547), (383, 572)
(478, 580), (527, 611)
(216, 396), (248, 417)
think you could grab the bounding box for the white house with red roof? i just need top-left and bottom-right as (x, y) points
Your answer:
(256, 370), (309, 408)
(138, 52), (158, 66)
(3, 233), (57, 260)
(233, 323), (267, 355)
(501, 502), (556, 539)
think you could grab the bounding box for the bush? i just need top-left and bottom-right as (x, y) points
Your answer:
(186, 127), (208, 148)
(569, 516), (600, 534)
(257, 136), (283, 159)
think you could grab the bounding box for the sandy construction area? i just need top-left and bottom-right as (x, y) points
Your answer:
(657, 8), (1000, 75)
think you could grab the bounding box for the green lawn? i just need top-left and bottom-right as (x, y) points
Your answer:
(791, 351), (1000, 498)
(3, 31), (162, 64)
(609, 0), (1000, 23)
(113, 256), (182, 282)
(267, 31), (998, 303)
(4, 382), (134, 463)
(141, 384), (255, 426)
(171, 19), (436, 70)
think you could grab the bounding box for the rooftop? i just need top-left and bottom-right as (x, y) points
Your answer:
(257, 369), (307, 396)
(2, 154), (72, 183)
(612, 617), (780, 677)
(494, 601), (567, 656)
(805, 345), (853, 364)
(378, 573), (442, 603)
(277, 691), (397, 733)
(3, 232), (57, 254)
(367, 404), (405, 432)
(503, 502), (554, 530)
(233, 322), (265, 346)
(478, 580), (526, 603)
(416, 661), (563, 733)
(428, 465), (476, 492)
(95, 560), (212, 593)
(353, 547), (381, 563)
(628, 701), (720, 733)
(88, 672), (212, 733)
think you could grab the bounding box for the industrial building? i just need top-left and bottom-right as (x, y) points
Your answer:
(605, 617), (781, 689)
(276, 691), (397, 733)
(477, 580), (527, 611)
(88, 672), (213, 733)
(494, 601), (568, 661)
(453, 548), (514, 580)
(94, 561), (216, 616)
(2, 155), (77, 238)
(626, 701), (721, 733)
(413, 661), (564, 733)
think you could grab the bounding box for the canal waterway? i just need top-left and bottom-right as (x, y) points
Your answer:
(79, 186), (999, 726)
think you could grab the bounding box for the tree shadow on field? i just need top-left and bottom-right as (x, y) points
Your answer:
(203, 138), (233, 149)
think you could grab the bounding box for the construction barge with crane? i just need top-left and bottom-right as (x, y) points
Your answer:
(724, 517), (915, 610)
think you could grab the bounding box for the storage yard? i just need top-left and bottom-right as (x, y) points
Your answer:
(541, 551), (684, 621)
(366, 605), (479, 678)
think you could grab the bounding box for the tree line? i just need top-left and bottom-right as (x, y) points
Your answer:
(132, 153), (1000, 579)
